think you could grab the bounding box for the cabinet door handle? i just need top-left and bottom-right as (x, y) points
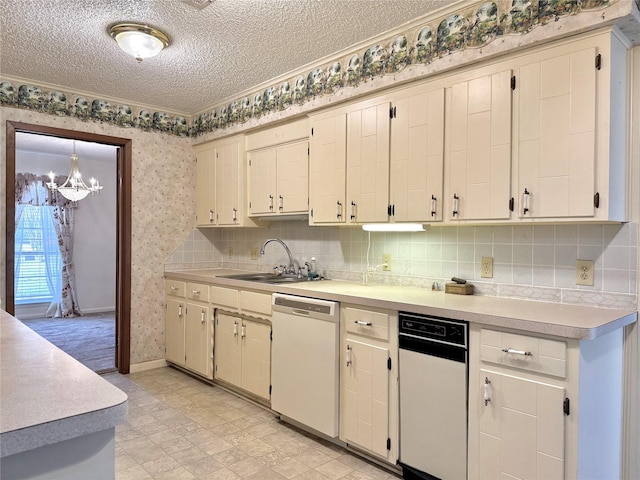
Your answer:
(269, 194), (274, 211)
(484, 377), (491, 406)
(232, 208), (237, 222)
(431, 195), (437, 217)
(502, 348), (533, 357)
(233, 320), (238, 337)
(201, 310), (206, 324)
(346, 345), (352, 366)
(279, 195), (284, 211)
(209, 209), (214, 223)
(191, 289), (200, 295)
(354, 320), (372, 326)
(452, 193), (459, 217)
(523, 188), (530, 216)
(178, 304), (183, 317)
(350, 201), (356, 221)
(241, 323), (246, 339)
(336, 200), (343, 219)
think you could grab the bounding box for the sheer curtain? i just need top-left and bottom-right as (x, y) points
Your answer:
(15, 172), (81, 317)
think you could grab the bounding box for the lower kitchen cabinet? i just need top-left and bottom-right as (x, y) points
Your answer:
(184, 301), (213, 378)
(468, 324), (625, 480)
(214, 312), (271, 401)
(165, 297), (185, 366)
(340, 306), (398, 464)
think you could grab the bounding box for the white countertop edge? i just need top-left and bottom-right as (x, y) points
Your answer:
(0, 400), (127, 458)
(165, 269), (638, 339)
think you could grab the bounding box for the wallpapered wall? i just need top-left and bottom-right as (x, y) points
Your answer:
(0, 107), (195, 364)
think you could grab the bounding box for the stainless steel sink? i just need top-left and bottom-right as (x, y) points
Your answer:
(218, 272), (311, 284)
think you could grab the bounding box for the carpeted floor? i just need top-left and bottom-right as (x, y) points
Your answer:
(21, 311), (117, 374)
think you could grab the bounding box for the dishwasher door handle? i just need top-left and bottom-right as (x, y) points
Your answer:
(291, 309), (310, 316)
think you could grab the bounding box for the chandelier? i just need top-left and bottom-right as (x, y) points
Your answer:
(46, 142), (103, 202)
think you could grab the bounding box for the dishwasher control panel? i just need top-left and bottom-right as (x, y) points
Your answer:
(399, 312), (467, 347)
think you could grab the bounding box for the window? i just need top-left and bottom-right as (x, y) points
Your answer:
(14, 205), (61, 304)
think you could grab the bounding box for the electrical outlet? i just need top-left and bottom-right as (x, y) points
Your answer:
(382, 254), (391, 271)
(250, 247), (259, 260)
(576, 260), (594, 286)
(481, 257), (493, 278)
(227, 246), (233, 258)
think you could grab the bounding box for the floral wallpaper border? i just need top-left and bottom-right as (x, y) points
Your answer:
(0, 0), (618, 138)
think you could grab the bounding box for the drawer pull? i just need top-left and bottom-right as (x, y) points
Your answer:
(191, 290), (200, 295)
(502, 348), (532, 357)
(484, 377), (491, 406)
(354, 320), (373, 326)
(170, 286), (178, 291)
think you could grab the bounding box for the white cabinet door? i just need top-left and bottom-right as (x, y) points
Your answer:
(214, 312), (242, 386)
(517, 48), (596, 219)
(240, 319), (271, 400)
(185, 302), (212, 379)
(448, 70), (513, 221)
(195, 147), (216, 226)
(390, 87), (445, 222)
(248, 148), (277, 215)
(165, 298), (185, 366)
(309, 113), (347, 224)
(276, 140), (309, 214)
(343, 338), (390, 458)
(479, 369), (565, 480)
(346, 102), (390, 224)
(215, 140), (241, 225)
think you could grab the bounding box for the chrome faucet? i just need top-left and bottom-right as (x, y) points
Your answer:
(259, 238), (295, 274)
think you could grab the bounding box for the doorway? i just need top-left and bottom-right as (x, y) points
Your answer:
(5, 121), (131, 374)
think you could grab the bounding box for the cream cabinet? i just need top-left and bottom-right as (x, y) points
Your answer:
(247, 119), (309, 217)
(309, 98), (391, 225)
(514, 29), (627, 221)
(194, 135), (261, 227)
(309, 112), (347, 224)
(468, 324), (625, 480)
(447, 69), (513, 222)
(165, 281), (186, 366)
(340, 306), (398, 464)
(214, 312), (271, 401)
(389, 84), (445, 222)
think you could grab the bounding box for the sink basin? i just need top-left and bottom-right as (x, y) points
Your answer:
(218, 272), (311, 284)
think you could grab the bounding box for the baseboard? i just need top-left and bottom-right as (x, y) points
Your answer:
(129, 359), (168, 373)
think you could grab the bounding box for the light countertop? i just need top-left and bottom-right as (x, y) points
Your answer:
(165, 269), (637, 339)
(0, 310), (128, 458)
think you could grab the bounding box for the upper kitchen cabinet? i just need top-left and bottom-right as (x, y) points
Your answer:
(446, 69), (513, 222)
(195, 135), (262, 227)
(247, 118), (309, 217)
(389, 83), (445, 223)
(309, 98), (391, 225)
(514, 29), (628, 222)
(309, 111), (347, 224)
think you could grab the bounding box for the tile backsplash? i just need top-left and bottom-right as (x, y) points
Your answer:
(166, 221), (638, 310)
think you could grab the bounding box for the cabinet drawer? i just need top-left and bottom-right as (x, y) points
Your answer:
(186, 282), (209, 302)
(211, 286), (239, 310)
(480, 329), (567, 378)
(344, 307), (389, 340)
(239, 290), (272, 317)
(165, 279), (185, 297)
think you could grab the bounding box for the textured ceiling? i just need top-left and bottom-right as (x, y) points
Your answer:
(1, 0), (459, 115)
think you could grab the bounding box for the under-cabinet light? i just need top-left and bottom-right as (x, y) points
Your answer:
(362, 223), (426, 232)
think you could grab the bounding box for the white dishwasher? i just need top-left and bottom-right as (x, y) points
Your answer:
(271, 293), (340, 438)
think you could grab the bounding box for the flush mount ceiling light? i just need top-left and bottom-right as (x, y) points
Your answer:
(109, 23), (169, 62)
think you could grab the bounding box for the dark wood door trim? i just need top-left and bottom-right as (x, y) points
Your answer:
(5, 121), (131, 374)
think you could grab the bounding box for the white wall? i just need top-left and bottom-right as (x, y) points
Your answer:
(16, 145), (117, 315)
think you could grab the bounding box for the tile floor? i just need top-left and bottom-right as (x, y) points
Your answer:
(106, 367), (400, 480)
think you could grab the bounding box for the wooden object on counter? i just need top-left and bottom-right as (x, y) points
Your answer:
(445, 282), (474, 295)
